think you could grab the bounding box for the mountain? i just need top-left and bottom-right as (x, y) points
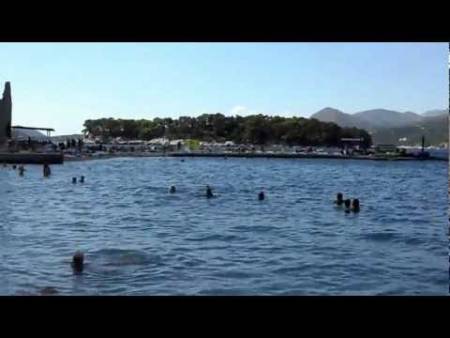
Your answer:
(353, 109), (422, 129)
(311, 107), (448, 146)
(370, 114), (448, 146)
(422, 109), (448, 117)
(311, 107), (423, 130)
(310, 107), (368, 129)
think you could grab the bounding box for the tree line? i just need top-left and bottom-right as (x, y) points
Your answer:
(82, 114), (372, 147)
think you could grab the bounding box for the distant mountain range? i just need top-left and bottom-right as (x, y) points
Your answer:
(422, 109), (448, 117)
(311, 107), (448, 146)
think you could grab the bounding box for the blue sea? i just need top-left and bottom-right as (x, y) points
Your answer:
(0, 157), (447, 295)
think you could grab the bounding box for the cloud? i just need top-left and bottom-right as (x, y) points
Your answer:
(229, 105), (252, 116)
(228, 106), (303, 118)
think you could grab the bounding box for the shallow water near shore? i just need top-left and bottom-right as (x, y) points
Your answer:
(0, 157), (447, 295)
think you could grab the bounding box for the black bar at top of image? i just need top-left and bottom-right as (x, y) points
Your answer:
(1, 6), (450, 42)
(2, 27), (450, 43)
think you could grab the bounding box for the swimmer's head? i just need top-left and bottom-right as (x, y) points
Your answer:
(352, 198), (360, 210)
(337, 193), (343, 202)
(206, 185), (213, 197)
(344, 199), (351, 208)
(72, 177), (77, 184)
(169, 185), (176, 193)
(71, 251), (84, 273)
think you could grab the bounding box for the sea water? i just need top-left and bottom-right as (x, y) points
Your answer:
(0, 157), (447, 295)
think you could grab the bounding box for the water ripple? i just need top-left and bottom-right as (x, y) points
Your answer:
(0, 157), (447, 295)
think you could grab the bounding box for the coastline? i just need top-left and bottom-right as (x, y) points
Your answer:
(1, 151), (445, 164)
(63, 151), (447, 162)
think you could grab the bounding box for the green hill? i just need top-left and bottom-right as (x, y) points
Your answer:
(370, 114), (448, 146)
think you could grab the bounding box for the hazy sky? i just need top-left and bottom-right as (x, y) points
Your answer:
(0, 43), (447, 135)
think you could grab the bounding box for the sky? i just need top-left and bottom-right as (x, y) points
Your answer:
(0, 43), (448, 135)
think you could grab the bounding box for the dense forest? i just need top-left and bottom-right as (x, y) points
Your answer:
(82, 114), (372, 147)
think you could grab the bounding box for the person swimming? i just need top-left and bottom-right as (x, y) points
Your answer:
(344, 199), (351, 213)
(351, 198), (360, 212)
(80, 176), (85, 183)
(169, 185), (176, 193)
(72, 177), (77, 184)
(18, 165), (25, 176)
(258, 191), (265, 201)
(206, 185), (214, 198)
(43, 163), (51, 177)
(71, 251), (84, 274)
(335, 192), (344, 206)
(12, 164), (17, 170)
